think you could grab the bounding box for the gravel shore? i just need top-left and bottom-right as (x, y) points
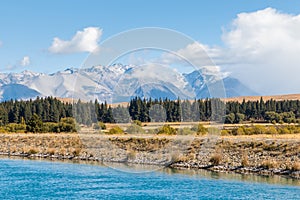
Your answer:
(0, 133), (299, 179)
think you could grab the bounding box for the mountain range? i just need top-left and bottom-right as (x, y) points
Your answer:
(0, 64), (258, 102)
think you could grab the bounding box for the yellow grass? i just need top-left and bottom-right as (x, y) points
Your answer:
(222, 133), (300, 140)
(223, 93), (300, 103)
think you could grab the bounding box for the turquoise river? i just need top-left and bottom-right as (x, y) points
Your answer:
(0, 158), (299, 199)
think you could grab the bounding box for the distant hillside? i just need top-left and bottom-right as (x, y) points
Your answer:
(0, 84), (40, 101)
(59, 93), (300, 108)
(223, 93), (300, 103)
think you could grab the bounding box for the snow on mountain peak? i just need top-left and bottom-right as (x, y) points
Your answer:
(0, 64), (257, 102)
(21, 70), (40, 76)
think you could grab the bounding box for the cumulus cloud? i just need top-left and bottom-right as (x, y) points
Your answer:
(162, 42), (217, 66)
(4, 56), (31, 71)
(49, 27), (102, 54)
(161, 41), (229, 80)
(221, 8), (300, 95)
(164, 8), (300, 95)
(221, 8), (300, 64)
(20, 56), (30, 66)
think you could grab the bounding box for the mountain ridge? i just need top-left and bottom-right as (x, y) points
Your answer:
(0, 64), (258, 102)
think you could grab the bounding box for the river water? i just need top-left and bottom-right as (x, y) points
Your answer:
(0, 158), (299, 199)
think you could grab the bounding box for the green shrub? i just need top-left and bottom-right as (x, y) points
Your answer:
(235, 113), (245, 123)
(5, 123), (26, 133)
(265, 111), (281, 123)
(26, 114), (43, 133)
(0, 127), (7, 133)
(232, 127), (245, 135)
(286, 125), (300, 134)
(265, 126), (278, 135)
(252, 125), (266, 135)
(59, 117), (77, 132)
(132, 120), (142, 126)
(157, 125), (176, 135)
(108, 126), (124, 135)
(225, 113), (235, 124)
(278, 127), (290, 134)
(191, 124), (208, 135)
(294, 126), (300, 134)
(93, 122), (106, 130)
(281, 112), (296, 123)
(221, 129), (230, 136)
(42, 122), (60, 133)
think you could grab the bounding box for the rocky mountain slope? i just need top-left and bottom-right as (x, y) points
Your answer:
(0, 64), (258, 102)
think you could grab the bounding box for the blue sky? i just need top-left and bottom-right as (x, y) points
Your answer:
(1, 0), (300, 94)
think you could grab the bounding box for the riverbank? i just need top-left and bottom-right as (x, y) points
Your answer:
(0, 133), (299, 179)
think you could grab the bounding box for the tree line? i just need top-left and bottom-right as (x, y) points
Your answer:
(0, 96), (300, 131)
(114, 97), (300, 124)
(71, 97), (300, 125)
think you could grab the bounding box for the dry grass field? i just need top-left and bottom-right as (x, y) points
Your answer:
(223, 93), (300, 103)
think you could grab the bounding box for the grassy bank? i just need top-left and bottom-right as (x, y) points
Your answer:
(0, 131), (299, 179)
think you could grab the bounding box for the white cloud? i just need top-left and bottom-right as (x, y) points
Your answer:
(161, 42), (229, 79)
(49, 27), (102, 54)
(20, 56), (30, 66)
(164, 8), (300, 95)
(4, 56), (31, 71)
(221, 8), (300, 64)
(220, 8), (300, 95)
(162, 42), (216, 66)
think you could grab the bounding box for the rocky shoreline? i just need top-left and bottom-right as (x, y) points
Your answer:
(1, 150), (299, 180)
(171, 162), (300, 180)
(0, 133), (299, 180)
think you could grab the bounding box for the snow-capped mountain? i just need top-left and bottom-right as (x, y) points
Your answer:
(0, 64), (258, 102)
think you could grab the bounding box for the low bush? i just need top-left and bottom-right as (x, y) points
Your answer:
(47, 148), (56, 155)
(27, 148), (38, 155)
(5, 123), (26, 133)
(265, 126), (278, 135)
(278, 127), (290, 134)
(132, 120), (142, 126)
(42, 122), (60, 133)
(93, 122), (106, 130)
(157, 125), (176, 135)
(261, 160), (278, 169)
(232, 127), (245, 135)
(241, 153), (249, 167)
(252, 125), (266, 135)
(59, 117), (77, 132)
(108, 126), (124, 135)
(191, 124), (208, 135)
(291, 162), (300, 171)
(221, 130), (230, 136)
(210, 153), (222, 165)
(73, 148), (81, 156)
